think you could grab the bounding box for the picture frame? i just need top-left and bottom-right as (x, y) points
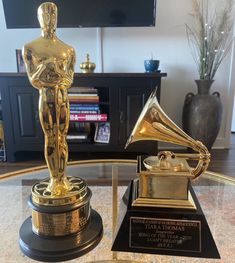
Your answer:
(16, 49), (26, 73)
(94, 122), (110, 143)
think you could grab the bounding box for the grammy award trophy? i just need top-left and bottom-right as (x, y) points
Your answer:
(112, 89), (220, 258)
(19, 3), (103, 261)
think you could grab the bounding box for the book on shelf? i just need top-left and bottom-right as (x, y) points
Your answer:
(69, 98), (99, 103)
(70, 103), (99, 106)
(70, 103), (99, 108)
(69, 96), (99, 100)
(68, 88), (99, 103)
(69, 87), (97, 94)
(70, 110), (99, 114)
(70, 113), (108, 122)
(68, 93), (98, 97)
(67, 133), (88, 140)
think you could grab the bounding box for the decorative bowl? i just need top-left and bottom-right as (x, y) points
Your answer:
(144, 59), (160, 73)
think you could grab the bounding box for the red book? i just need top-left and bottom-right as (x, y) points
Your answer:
(70, 114), (107, 122)
(69, 99), (99, 103)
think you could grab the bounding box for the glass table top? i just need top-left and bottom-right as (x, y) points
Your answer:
(0, 159), (235, 263)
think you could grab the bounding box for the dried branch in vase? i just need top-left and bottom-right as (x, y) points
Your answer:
(186, 0), (234, 80)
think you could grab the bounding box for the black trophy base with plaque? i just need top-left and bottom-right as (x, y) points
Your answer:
(112, 181), (220, 259)
(19, 209), (103, 262)
(19, 190), (103, 262)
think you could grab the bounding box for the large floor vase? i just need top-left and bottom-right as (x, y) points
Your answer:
(182, 80), (222, 150)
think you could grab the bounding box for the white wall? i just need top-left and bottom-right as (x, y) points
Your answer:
(0, 0), (234, 148)
(0, 1), (98, 73)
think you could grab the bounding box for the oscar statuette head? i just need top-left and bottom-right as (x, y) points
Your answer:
(37, 2), (57, 37)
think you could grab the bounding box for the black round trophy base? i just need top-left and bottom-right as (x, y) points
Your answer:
(19, 209), (103, 262)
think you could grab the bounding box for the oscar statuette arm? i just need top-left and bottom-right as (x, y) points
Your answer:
(64, 48), (76, 88)
(67, 48), (76, 84)
(22, 46), (57, 89)
(22, 46), (44, 89)
(22, 45), (74, 88)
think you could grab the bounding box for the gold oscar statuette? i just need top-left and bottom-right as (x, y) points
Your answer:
(19, 3), (103, 262)
(112, 89), (220, 259)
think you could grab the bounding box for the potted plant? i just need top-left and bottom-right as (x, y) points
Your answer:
(144, 53), (160, 73)
(183, 0), (234, 149)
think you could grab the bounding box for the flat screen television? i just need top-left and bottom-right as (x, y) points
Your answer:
(2, 0), (156, 28)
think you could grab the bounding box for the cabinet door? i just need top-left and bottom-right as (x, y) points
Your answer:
(119, 87), (157, 154)
(119, 87), (145, 144)
(10, 85), (43, 144)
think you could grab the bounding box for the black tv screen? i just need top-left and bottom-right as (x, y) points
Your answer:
(2, 0), (156, 28)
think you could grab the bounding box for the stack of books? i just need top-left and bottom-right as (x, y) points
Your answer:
(69, 87), (99, 103)
(69, 87), (107, 122)
(67, 122), (91, 142)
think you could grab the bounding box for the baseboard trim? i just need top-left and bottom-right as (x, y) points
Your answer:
(159, 137), (227, 150)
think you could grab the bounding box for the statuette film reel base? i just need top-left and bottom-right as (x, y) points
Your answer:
(19, 2), (103, 262)
(29, 177), (92, 237)
(19, 178), (103, 261)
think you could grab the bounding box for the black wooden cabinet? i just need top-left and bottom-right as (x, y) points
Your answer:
(0, 72), (166, 162)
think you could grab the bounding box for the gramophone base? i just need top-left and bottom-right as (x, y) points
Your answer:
(19, 209), (103, 262)
(112, 181), (220, 259)
(132, 178), (196, 209)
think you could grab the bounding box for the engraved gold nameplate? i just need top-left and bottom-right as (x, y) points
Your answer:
(129, 217), (201, 253)
(31, 203), (90, 236)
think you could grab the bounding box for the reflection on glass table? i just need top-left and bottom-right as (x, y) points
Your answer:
(0, 160), (235, 263)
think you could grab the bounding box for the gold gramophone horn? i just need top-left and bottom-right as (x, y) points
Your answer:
(125, 89), (210, 179)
